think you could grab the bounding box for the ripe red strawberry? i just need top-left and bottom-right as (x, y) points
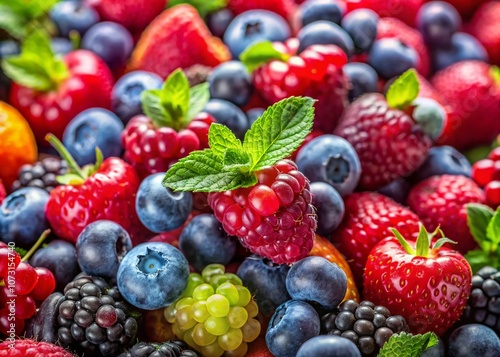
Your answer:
(246, 40), (349, 133)
(364, 225), (472, 335)
(45, 135), (150, 245)
(121, 69), (214, 178)
(407, 174), (486, 255)
(332, 192), (421, 286)
(128, 4), (231, 79)
(334, 70), (435, 190)
(228, 0), (297, 22)
(0, 339), (74, 356)
(431, 61), (500, 150)
(467, 2), (500, 67)
(376, 17), (431, 77)
(346, 0), (423, 26)
(3, 32), (113, 147)
(87, 0), (167, 34)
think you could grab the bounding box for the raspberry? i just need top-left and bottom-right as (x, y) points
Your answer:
(164, 264), (261, 357)
(0, 339), (74, 357)
(11, 157), (67, 193)
(208, 160), (317, 265)
(472, 148), (500, 207)
(117, 340), (200, 357)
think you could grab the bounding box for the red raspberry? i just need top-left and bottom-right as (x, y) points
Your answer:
(208, 160), (317, 264)
(122, 112), (215, 179)
(0, 339), (74, 357)
(407, 175), (486, 254)
(472, 147), (500, 207)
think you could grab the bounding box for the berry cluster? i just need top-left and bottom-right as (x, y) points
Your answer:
(164, 264), (261, 357)
(11, 157), (67, 193)
(472, 147), (500, 207)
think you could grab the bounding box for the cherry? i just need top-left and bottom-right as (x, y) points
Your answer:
(30, 267), (56, 301)
(0, 307), (25, 336)
(485, 181), (500, 207)
(0, 248), (21, 278)
(14, 294), (36, 320)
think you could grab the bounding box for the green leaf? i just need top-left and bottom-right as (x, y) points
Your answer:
(56, 173), (85, 186)
(23, 30), (54, 60)
(240, 41), (290, 72)
(187, 82), (210, 123)
(386, 69), (420, 110)
(378, 332), (438, 357)
(141, 89), (173, 127)
(167, 0), (227, 17)
(14, 246), (28, 258)
(163, 150), (257, 192)
(223, 149), (251, 170)
(486, 208), (500, 247)
(2, 56), (54, 91)
(415, 225), (430, 257)
(390, 228), (416, 255)
(208, 124), (243, 158)
(432, 237), (457, 249)
(491, 66), (500, 85)
(465, 249), (500, 274)
(467, 203), (495, 250)
(162, 69), (190, 118)
(243, 96), (315, 171)
(0, 5), (26, 39)
(0, 0), (59, 39)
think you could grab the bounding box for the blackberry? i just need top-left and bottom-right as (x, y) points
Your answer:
(56, 273), (140, 356)
(321, 299), (409, 356)
(461, 266), (500, 335)
(118, 340), (200, 357)
(12, 156), (67, 193)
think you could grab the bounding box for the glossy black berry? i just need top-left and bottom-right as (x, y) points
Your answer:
(12, 157), (67, 193)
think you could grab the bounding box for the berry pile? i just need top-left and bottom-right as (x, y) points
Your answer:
(472, 147), (500, 207)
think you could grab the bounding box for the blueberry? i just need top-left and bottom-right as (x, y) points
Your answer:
(50, 1), (99, 38)
(179, 214), (237, 272)
(81, 21), (134, 71)
(76, 220), (133, 279)
(237, 255), (291, 316)
(206, 8), (235, 38)
(0, 187), (50, 249)
(447, 324), (500, 357)
(286, 256), (347, 310)
(310, 182), (345, 236)
(297, 20), (354, 57)
(111, 70), (163, 124)
(296, 135), (361, 197)
(369, 38), (418, 79)
(377, 177), (412, 205)
(341, 9), (379, 52)
(30, 240), (80, 291)
(343, 62), (378, 102)
(410, 146), (471, 184)
(416, 1), (461, 48)
(246, 108), (265, 126)
(266, 300), (321, 357)
(136, 173), (192, 233)
(223, 10), (291, 58)
(117, 242), (190, 310)
(299, 0), (346, 27)
(296, 335), (361, 357)
(63, 108), (124, 166)
(411, 97), (446, 140)
(51, 37), (74, 56)
(208, 61), (253, 107)
(431, 32), (488, 73)
(203, 99), (249, 140)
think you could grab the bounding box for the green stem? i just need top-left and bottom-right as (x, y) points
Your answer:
(22, 229), (50, 262)
(45, 134), (86, 179)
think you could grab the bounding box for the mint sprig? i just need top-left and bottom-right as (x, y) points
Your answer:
(163, 96), (315, 192)
(240, 41), (290, 72)
(167, 0), (227, 18)
(465, 204), (500, 273)
(386, 69), (420, 110)
(141, 69), (210, 131)
(378, 332), (438, 357)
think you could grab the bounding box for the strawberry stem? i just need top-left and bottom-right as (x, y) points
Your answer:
(45, 133), (86, 179)
(22, 229), (50, 262)
(390, 228), (416, 255)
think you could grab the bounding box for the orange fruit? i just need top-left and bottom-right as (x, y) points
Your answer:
(0, 101), (37, 190)
(309, 234), (360, 302)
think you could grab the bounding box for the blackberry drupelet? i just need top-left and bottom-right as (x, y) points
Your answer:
(12, 156), (67, 193)
(321, 299), (409, 356)
(461, 266), (500, 334)
(56, 273), (140, 356)
(118, 341), (200, 357)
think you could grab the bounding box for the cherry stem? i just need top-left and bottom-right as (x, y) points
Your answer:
(22, 229), (50, 262)
(45, 133), (86, 179)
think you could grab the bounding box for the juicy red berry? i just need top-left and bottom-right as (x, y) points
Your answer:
(0, 307), (25, 336)
(14, 294), (36, 320)
(0, 248), (21, 278)
(488, 147), (500, 161)
(248, 185), (280, 216)
(472, 159), (496, 187)
(30, 267), (56, 301)
(14, 262), (38, 296)
(485, 180), (500, 207)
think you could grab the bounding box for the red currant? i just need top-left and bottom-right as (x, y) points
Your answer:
(30, 267), (56, 301)
(0, 306), (25, 336)
(0, 248), (21, 279)
(14, 262), (38, 296)
(14, 294), (36, 319)
(177, 129), (200, 158)
(485, 180), (500, 207)
(472, 159), (495, 187)
(488, 147), (500, 161)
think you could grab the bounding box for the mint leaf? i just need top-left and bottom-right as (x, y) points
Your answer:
(243, 97), (315, 171)
(162, 68), (190, 119)
(486, 208), (500, 246)
(2, 56), (54, 91)
(223, 149), (251, 169)
(491, 66), (500, 85)
(386, 69), (420, 110)
(0, 0), (58, 39)
(465, 249), (500, 274)
(467, 203), (495, 249)
(0, 5), (26, 39)
(240, 41), (290, 72)
(208, 124), (243, 158)
(163, 150), (257, 192)
(378, 332), (438, 357)
(187, 82), (210, 124)
(168, 0), (227, 18)
(141, 89), (173, 127)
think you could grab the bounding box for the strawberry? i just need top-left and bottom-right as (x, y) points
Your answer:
(228, 0), (297, 22)
(128, 4), (231, 79)
(2, 31), (113, 148)
(87, 0), (167, 34)
(467, 2), (500, 67)
(363, 225), (472, 336)
(331, 192), (421, 287)
(0, 339), (74, 357)
(121, 69), (214, 178)
(242, 40), (349, 133)
(407, 174), (486, 255)
(334, 69), (436, 190)
(377, 17), (431, 77)
(431, 61), (500, 150)
(346, 0), (423, 26)
(45, 135), (150, 246)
